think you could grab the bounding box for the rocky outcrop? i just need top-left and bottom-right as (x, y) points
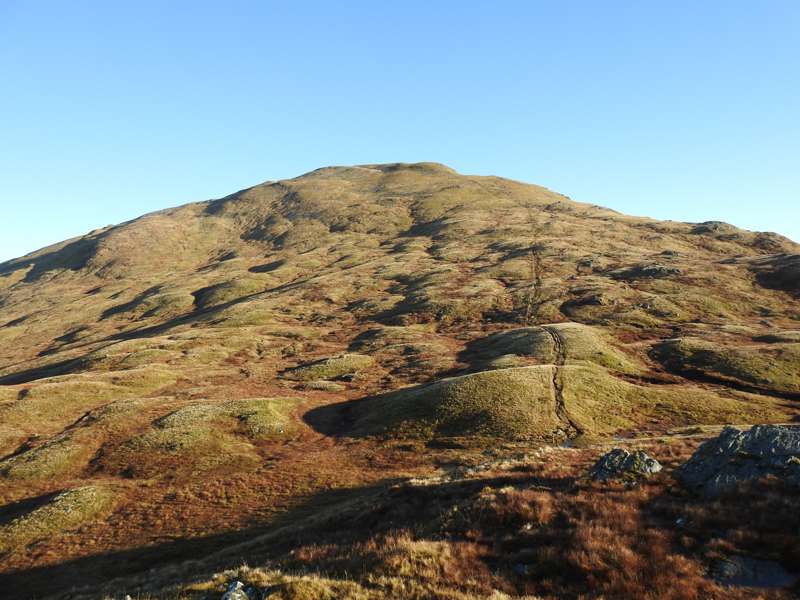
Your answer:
(610, 264), (681, 281)
(675, 425), (800, 497)
(589, 448), (662, 481)
(751, 254), (800, 296)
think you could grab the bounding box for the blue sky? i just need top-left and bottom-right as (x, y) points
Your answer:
(1, 1), (798, 262)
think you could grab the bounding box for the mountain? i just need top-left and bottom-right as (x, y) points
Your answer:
(1, 163), (798, 599)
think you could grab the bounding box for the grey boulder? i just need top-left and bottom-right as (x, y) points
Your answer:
(675, 425), (800, 497)
(590, 448), (662, 482)
(222, 581), (256, 600)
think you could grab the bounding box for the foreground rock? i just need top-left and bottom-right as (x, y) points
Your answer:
(712, 555), (797, 588)
(589, 448), (662, 481)
(676, 425), (800, 497)
(221, 581), (256, 600)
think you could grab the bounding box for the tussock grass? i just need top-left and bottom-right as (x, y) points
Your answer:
(1, 163), (799, 597)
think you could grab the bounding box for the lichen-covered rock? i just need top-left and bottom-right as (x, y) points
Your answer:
(589, 448), (662, 481)
(675, 425), (800, 497)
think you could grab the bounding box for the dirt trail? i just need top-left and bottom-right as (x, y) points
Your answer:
(541, 326), (583, 436)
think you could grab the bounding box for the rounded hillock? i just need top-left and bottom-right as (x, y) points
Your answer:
(286, 354), (375, 381)
(110, 397), (302, 476)
(471, 322), (640, 374)
(347, 364), (644, 441)
(652, 337), (800, 394)
(127, 397), (299, 449)
(350, 366), (560, 440)
(0, 486), (115, 553)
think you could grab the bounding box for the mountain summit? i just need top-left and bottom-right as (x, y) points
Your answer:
(1, 163), (799, 598)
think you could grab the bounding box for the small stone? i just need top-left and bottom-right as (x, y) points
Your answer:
(712, 555), (797, 588)
(222, 580), (254, 600)
(513, 563), (531, 576)
(611, 264), (682, 281)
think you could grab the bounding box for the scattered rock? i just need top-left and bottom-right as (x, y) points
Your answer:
(712, 555), (797, 588)
(611, 264), (682, 281)
(691, 221), (739, 236)
(675, 425), (800, 497)
(589, 448), (661, 482)
(513, 563), (531, 576)
(300, 380), (346, 392)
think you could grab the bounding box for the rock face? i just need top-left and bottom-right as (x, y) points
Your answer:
(675, 425), (800, 497)
(589, 448), (662, 481)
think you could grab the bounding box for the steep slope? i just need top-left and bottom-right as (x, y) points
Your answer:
(0, 163), (799, 598)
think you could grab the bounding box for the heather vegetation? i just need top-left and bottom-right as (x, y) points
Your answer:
(0, 163), (798, 598)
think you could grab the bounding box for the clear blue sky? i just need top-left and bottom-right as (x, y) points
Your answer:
(1, 1), (798, 262)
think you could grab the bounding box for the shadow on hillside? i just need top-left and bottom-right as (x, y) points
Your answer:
(0, 492), (60, 527)
(0, 469), (573, 598)
(302, 395), (367, 437)
(0, 237), (99, 283)
(0, 483), (380, 598)
(0, 281), (287, 384)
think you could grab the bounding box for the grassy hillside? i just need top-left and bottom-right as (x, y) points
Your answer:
(0, 163), (798, 599)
